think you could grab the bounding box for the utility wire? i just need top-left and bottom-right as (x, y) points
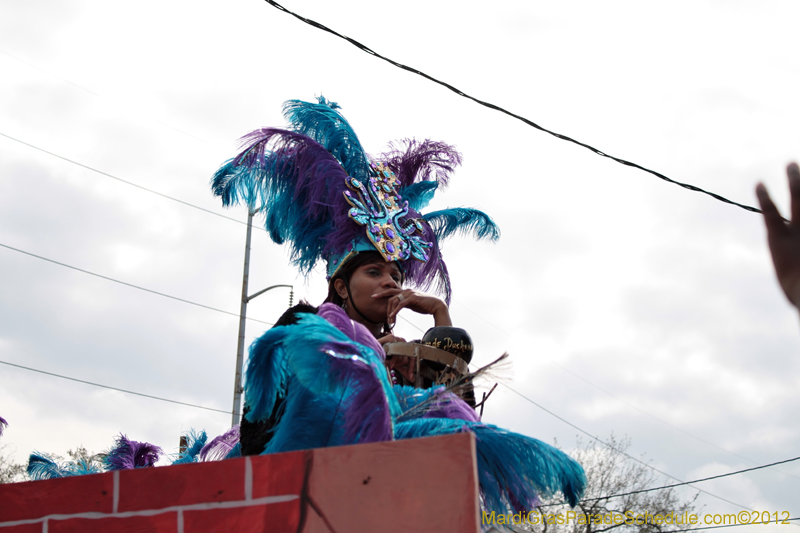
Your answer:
(398, 315), (424, 333)
(262, 0), (766, 217)
(502, 383), (760, 513)
(0, 131), (265, 232)
(0, 242), (273, 326)
(580, 455), (800, 503)
(669, 517), (799, 533)
(0, 49), (102, 98)
(0, 360), (230, 415)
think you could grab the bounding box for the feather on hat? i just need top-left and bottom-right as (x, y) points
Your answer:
(211, 96), (499, 303)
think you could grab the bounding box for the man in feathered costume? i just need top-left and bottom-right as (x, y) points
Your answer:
(211, 96), (586, 515)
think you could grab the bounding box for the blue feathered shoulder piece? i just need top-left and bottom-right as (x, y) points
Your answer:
(243, 312), (399, 454)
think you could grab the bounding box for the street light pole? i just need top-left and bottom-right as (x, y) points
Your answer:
(231, 210), (292, 427)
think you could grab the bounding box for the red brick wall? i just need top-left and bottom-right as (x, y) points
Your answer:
(0, 433), (479, 533)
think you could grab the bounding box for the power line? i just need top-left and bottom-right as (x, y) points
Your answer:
(501, 383), (761, 513)
(581, 455), (800, 503)
(669, 517), (799, 533)
(0, 49), (102, 98)
(0, 360), (230, 415)
(0, 131), (264, 232)
(262, 0), (767, 218)
(0, 241), (273, 326)
(398, 315), (424, 333)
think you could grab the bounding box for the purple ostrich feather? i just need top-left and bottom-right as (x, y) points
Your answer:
(234, 128), (350, 222)
(199, 426), (241, 462)
(317, 303), (385, 360)
(340, 362), (394, 444)
(380, 139), (464, 302)
(380, 139), (462, 187)
(288, 308), (394, 446)
(422, 390), (481, 422)
(222, 128), (362, 273)
(313, 340), (393, 445)
(0, 415), (7, 437)
(317, 306), (393, 445)
(105, 434), (162, 470)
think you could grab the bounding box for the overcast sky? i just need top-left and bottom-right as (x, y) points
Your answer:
(1, 0), (798, 524)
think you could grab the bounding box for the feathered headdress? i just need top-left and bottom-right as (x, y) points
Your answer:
(211, 96), (499, 303)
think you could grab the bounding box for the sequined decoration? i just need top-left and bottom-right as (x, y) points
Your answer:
(343, 163), (432, 263)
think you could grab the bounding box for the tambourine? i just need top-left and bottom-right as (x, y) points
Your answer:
(384, 326), (474, 389)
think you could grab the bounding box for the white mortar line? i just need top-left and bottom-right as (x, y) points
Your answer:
(177, 509), (184, 533)
(0, 494), (300, 528)
(112, 471), (120, 513)
(244, 457), (253, 501)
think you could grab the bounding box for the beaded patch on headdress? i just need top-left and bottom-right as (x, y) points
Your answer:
(343, 163), (432, 263)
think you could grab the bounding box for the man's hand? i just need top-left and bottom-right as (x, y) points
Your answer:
(372, 288), (453, 327)
(756, 162), (800, 307)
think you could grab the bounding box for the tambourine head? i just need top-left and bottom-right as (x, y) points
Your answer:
(421, 327), (474, 364)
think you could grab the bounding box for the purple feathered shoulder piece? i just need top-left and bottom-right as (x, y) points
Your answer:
(317, 303), (385, 360)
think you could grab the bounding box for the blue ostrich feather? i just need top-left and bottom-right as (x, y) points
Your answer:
(225, 443), (241, 459)
(394, 418), (585, 513)
(70, 459), (103, 476)
(172, 430), (208, 465)
(401, 181), (439, 212)
(27, 452), (70, 480)
(244, 326), (290, 424)
(211, 128), (353, 273)
(423, 207), (500, 242)
(282, 96), (371, 180)
(272, 314), (396, 450)
(392, 384), (479, 422)
(26, 452), (101, 480)
(210, 159), (265, 212)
